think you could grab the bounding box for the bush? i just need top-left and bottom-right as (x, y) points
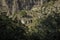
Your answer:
(0, 15), (27, 40)
(19, 10), (27, 17)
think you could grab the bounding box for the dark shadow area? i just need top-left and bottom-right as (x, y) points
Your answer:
(0, 12), (60, 40)
(0, 15), (27, 40)
(38, 12), (60, 40)
(17, 0), (35, 10)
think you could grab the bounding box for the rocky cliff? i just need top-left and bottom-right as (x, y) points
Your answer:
(0, 0), (49, 12)
(0, 0), (58, 18)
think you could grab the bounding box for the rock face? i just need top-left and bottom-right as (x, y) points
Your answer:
(1, 0), (48, 10)
(0, 0), (58, 18)
(0, 0), (42, 16)
(6, 0), (41, 10)
(0, 0), (44, 17)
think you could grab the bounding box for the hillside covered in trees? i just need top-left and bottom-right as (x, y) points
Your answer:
(0, 0), (60, 40)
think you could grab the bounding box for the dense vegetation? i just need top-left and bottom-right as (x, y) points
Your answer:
(0, 0), (60, 40)
(0, 11), (60, 40)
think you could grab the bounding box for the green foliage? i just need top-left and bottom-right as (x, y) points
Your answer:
(0, 0), (60, 40)
(0, 15), (27, 40)
(25, 12), (60, 40)
(10, 10), (27, 20)
(37, 12), (60, 40)
(0, 10), (60, 40)
(19, 10), (27, 17)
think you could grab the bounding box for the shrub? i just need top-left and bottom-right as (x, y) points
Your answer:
(19, 10), (27, 17)
(0, 15), (27, 40)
